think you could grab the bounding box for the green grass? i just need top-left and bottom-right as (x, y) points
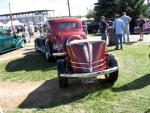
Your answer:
(0, 55), (57, 82)
(0, 43), (150, 113)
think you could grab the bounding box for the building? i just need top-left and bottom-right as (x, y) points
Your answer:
(0, 9), (55, 24)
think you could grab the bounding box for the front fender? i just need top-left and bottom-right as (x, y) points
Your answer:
(15, 38), (26, 48)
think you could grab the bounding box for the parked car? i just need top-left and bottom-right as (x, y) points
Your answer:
(86, 19), (113, 34)
(86, 20), (99, 33)
(16, 25), (25, 32)
(134, 19), (150, 33)
(0, 28), (26, 53)
(35, 17), (87, 61)
(57, 37), (119, 88)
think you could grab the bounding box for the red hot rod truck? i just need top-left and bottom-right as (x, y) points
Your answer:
(57, 35), (119, 88)
(34, 17), (119, 88)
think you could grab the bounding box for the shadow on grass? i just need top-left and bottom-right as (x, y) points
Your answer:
(19, 78), (114, 109)
(112, 73), (150, 92)
(107, 48), (118, 52)
(5, 54), (57, 72)
(144, 109), (150, 113)
(124, 41), (138, 45)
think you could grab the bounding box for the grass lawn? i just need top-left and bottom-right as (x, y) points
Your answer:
(0, 43), (150, 113)
(0, 55), (57, 82)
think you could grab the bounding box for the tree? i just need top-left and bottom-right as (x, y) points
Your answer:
(117, 0), (149, 33)
(94, 0), (118, 19)
(117, 0), (148, 18)
(147, 1), (150, 18)
(86, 9), (95, 19)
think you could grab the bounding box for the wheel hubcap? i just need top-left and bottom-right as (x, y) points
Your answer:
(45, 52), (49, 60)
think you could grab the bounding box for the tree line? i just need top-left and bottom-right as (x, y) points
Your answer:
(94, 0), (148, 18)
(86, 0), (149, 33)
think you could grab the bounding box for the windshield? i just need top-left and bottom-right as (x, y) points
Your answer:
(0, 28), (10, 35)
(58, 22), (77, 30)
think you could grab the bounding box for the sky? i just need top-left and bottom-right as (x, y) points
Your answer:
(0, 0), (97, 16)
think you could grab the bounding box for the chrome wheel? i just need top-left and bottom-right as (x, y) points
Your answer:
(45, 51), (50, 60)
(35, 41), (39, 52)
(45, 43), (51, 61)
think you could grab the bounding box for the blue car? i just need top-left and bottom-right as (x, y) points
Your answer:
(0, 28), (26, 54)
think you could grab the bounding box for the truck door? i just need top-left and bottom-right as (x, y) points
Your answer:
(1, 35), (14, 51)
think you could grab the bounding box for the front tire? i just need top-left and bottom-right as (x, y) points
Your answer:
(57, 59), (68, 88)
(105, 54), (119, 83)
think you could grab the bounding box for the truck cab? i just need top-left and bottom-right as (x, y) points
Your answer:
(35, 17), (87, 61)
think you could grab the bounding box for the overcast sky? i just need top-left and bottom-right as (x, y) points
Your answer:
(0, 0), (97, 16)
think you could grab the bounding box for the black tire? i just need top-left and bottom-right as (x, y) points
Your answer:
(105, 54), (119, 83)
(57, 59), (68, 88)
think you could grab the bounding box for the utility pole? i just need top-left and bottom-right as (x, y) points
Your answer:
(8, 2), (13, 27)
(67, 0), (71, 17)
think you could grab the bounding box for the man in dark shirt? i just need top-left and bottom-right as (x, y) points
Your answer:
(99, 16), (109, 41)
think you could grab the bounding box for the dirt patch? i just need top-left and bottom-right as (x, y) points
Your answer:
(0, 78), (111, 111)
(0, 81), (44, 110)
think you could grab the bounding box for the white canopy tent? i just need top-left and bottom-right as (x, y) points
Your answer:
(6, 20), (24, 27)
(0, 22), (5, 27)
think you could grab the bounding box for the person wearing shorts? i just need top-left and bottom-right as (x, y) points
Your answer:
(136, 15), (145, 41)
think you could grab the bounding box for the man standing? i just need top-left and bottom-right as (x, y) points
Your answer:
(136, 15), (145, 41)
(28, 22), (35, 43)
(120, 12), (132, 43)
(113, 14), (124, 50)
(99, 16), (109, 41)
(24, 24), (30, 43)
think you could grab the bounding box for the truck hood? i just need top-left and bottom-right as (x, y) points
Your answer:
(66, 39), (108, 73)
(52, 30), (87, 51)
(56, 29), (86, 39)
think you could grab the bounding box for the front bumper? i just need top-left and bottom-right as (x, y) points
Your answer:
(60, 67), (118, 78)
(52, 52), (67, 56)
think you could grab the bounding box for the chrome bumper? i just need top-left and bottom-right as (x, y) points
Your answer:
(60, 67), (118, 78)
(52, 52), (67, 56)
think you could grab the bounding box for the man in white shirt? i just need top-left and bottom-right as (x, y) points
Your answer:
(120, 12), (132, 43)
(113, 14), (124, 50)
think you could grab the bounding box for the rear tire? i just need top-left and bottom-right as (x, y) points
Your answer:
(57, 59), (68, 88)
(105, 54), (119, 83)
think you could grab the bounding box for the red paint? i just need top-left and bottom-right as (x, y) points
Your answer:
(45, 18), (86, 52)
(66, 39), (108, 73)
